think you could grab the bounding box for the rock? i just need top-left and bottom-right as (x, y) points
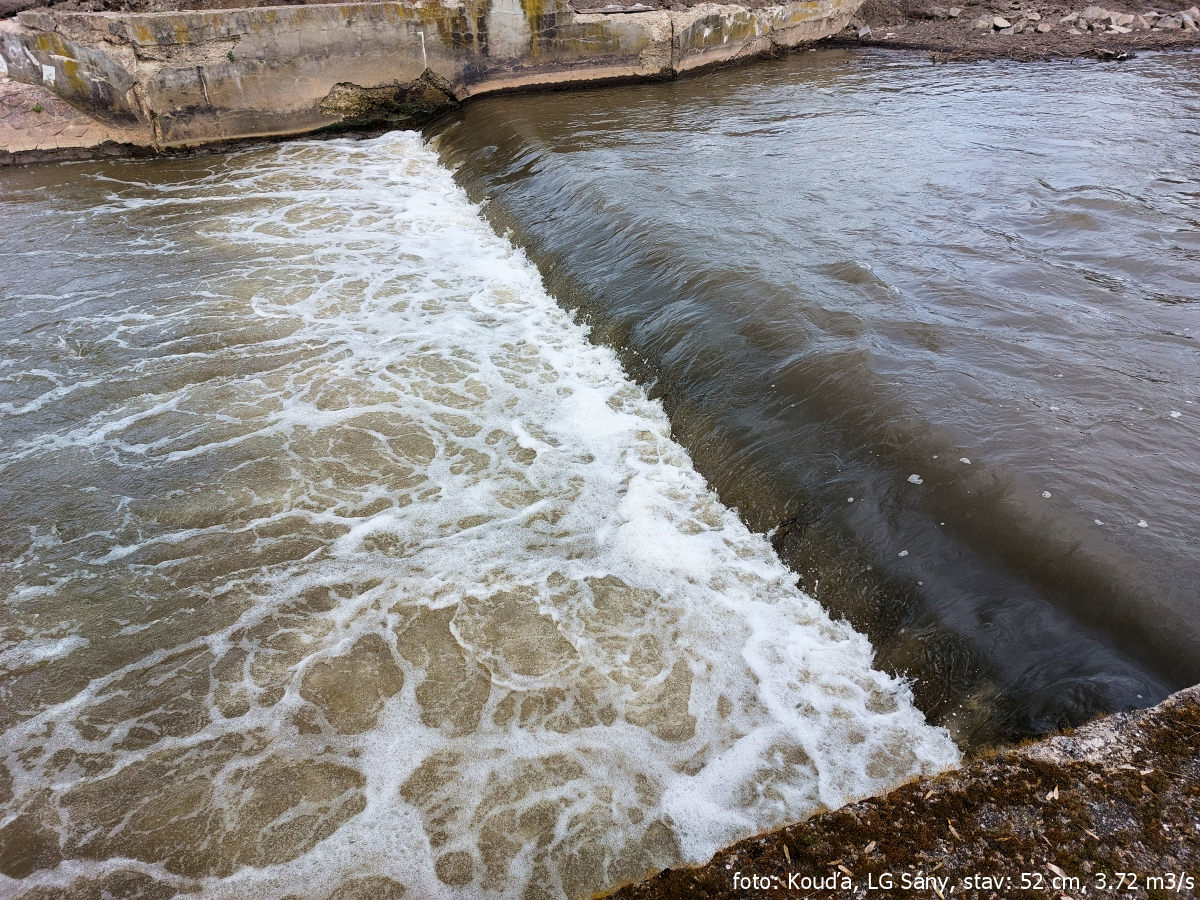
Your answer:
(1182, 11), (1199, 29)
(948, 6), (962, 16)
(1068, 26), (1082, 33)
(1112, 12), (1133, 25)
(1013, 20), (1026, 31)
(858, 23), (872, 36)
(929, 5), (950, 17)
(1059, 11), (1078, 22)
(1079, 5), (1107, 21)
(1025, 10), (1042, 20)
(993, 15), (1013, 27)
(1132, 15), (1149, 28)
(975, 15), (993, 27)
(320, 71), (460, 129)
(1109, 23), (1131, 32)
(1153, 14), (1181, 28)
(998, 24), (1016, 32)
(1036, 21), (1052, 31)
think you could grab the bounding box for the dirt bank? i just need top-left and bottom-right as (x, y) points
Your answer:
(606, 684), (1200, 899)
(832, 0), (1200, 59)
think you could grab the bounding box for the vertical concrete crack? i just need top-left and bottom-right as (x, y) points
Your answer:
(669, 10), (677, 75)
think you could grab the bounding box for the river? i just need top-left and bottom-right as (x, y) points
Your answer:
(0, 132), (954, 897)
(0, 46), (1195, 900)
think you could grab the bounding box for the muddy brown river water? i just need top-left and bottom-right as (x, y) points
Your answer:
(0, 46), (1195, 900)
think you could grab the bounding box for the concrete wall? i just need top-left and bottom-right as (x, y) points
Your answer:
(0, 0), (859, 150)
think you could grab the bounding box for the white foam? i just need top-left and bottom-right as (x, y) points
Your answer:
(0, 636), (89, 671)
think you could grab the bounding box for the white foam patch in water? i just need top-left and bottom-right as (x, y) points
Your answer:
(0, 133), (958, 900)
(0, 636), (90, 671)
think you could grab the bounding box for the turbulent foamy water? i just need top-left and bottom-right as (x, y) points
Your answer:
(0, 133), (957, 898)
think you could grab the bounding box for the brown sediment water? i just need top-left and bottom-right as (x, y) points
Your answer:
(428, 47), (1200, 750)
(0, 134), (956, 897)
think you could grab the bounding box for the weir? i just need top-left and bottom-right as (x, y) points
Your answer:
(0, 132), (957, 898)
(2, 5), (1197, 896)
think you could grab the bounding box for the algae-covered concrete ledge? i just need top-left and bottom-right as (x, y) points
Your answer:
(607, 683), (1200, 899)
(0, 0), (859, 159)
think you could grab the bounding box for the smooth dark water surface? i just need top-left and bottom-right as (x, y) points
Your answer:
(431, 48), (1200, 747)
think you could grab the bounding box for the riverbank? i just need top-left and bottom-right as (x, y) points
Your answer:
(5, 0), (1198, 168)
(0, 0), (859, 163)
(0, 77), (147, 163)
(834, 0), (1200, 59)
(607, 683), (1200, 899)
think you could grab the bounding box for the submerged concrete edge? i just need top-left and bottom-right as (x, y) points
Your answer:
(0, 0), (859, 158)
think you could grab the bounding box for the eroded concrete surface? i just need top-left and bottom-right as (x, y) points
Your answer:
(0, 0), (859, 156)
(0, 75), (144, 160)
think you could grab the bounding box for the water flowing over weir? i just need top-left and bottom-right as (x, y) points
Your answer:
(428, 49), (1200, 750)
(0, 135), (958, 897)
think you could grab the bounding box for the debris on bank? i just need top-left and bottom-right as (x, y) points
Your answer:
(607, 684), (1200, 899)
(833, 0), (1200, 59)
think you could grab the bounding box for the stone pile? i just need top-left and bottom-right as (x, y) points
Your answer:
(974, 3), (1198, 33)
(1061, 4), (1199, 30)
(974, 9), (1055, 32)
